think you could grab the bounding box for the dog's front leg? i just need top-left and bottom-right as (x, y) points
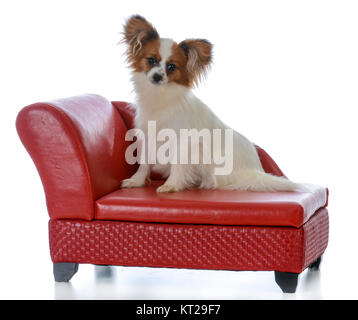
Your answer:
(156, 164), (187, 193)
(121, 163), (151, 188)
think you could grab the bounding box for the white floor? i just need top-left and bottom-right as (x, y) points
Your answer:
(0, 251), (353, 300)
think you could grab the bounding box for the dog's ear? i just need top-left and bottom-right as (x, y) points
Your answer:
(179, 39), (213, 85)
(123, 15), (159, 57)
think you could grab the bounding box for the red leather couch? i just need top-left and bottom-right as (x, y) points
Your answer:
(16, 94), (329, 293)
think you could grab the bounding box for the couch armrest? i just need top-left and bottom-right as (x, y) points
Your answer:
(16, 94), (135, 220)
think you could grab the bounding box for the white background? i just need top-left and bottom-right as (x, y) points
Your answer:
(0, 0), (357, 299)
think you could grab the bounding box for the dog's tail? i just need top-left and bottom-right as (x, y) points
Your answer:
(218, 170), (308, 192)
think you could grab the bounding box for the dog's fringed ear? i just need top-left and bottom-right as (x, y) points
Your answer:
(179, 39), (213, 86)
(123, 15), (159, 58)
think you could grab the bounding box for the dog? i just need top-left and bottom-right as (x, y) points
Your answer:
(120, 15), (304, 193)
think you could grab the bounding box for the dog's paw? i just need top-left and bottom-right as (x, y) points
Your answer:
(156, 184), (179, 193)
(121, 178), (145, 189)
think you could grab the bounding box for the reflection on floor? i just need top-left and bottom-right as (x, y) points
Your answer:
(52, 264), (324, 300)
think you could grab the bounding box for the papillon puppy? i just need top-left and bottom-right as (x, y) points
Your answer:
(121, 15), (303, 193)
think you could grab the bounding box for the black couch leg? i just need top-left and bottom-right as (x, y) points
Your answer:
(53, 263), (79, 282)
(308, 256), (322, 270)
(274, 271), (299, 293)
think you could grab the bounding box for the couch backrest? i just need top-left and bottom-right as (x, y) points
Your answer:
(16, 94), (135, 220)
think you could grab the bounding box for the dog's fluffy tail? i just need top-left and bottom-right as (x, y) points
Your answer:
(218, 170), (308, 192)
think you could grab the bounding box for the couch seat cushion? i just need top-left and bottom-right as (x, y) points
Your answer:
(95, 181), (328, 227)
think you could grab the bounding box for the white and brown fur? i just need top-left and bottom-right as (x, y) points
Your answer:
(121, 15), (304, 193)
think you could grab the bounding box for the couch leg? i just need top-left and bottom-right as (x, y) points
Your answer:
(308, 255), (322, 270)
(274, 271), (299, 293)
(53, 263), (79, 282)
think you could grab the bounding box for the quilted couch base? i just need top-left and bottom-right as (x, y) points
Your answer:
(49, 208), (328, 274)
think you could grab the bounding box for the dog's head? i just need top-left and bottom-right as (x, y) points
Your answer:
(122, 15), (212, 88)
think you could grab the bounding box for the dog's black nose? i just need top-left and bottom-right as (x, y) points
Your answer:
(153, 73), (163, 83)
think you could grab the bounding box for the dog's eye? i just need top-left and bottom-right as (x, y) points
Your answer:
(167, 63), (176, 73)
(147, 57), (158, 66)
